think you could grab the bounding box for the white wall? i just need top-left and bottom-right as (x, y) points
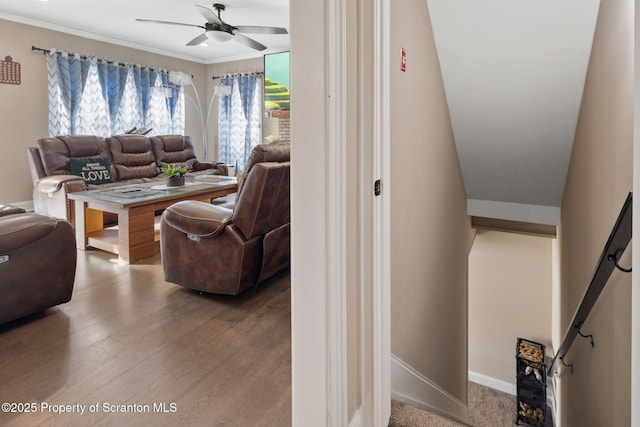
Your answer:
(468, 231), (553, 392)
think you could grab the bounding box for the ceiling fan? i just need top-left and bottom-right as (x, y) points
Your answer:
(136, 3), (288, 51)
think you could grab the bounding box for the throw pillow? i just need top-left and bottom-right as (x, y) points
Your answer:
(69, 157), (115, 184)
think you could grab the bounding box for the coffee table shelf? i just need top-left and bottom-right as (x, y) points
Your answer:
(69, 176), (237, 263)
(86, 215), (162, 255)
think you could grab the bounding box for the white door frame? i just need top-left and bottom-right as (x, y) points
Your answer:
(290, 0), (390, 425)
(369, 0), (392, 424)
(289, 0), (348, 424)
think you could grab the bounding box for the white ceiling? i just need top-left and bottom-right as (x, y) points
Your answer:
(427, 0), (600, 224)
(0, 0), (290, 64)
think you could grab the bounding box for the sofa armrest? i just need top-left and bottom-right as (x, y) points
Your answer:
(31, 175), (86, 225)
(34, 175), (87, 195)
(162, 200), (232, 238)
(192, 160), (215, 171)
(192, 161), (229, 176)
(0, 205), (27, 218)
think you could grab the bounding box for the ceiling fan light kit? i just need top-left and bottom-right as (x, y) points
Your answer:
(136, 3), (288, 51)
(209, 31), (233, 43)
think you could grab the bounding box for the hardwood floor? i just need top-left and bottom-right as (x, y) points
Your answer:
(0, 250), (291, 427)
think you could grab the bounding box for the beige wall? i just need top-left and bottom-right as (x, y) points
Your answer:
(559, 0), (633, 425)
(0, 19), (208, 204)
(469, 231), (552, 386)
(390, 0), (469, 404)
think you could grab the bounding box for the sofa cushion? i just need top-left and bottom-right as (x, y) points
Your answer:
(150, 135), (198, 170)
(37, 136), (110, 176)
(107, 135), (159, 180)
(69, 157), (115, 185)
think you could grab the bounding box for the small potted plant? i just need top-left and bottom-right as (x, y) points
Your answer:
(163, 164), (188, 187)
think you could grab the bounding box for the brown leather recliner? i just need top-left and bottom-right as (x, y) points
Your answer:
(215, 141), (291, 210)
(160, 143), (290, 295)
(0, 206), (76, 325)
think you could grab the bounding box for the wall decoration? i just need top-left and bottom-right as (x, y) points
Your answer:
(0, 56), (21, 85)
(264, 52), (290, 112)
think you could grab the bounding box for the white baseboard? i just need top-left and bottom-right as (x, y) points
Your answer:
(348, 406), (362, 427)
(468, 371), (517, 395)
(391, 354), (468, 424)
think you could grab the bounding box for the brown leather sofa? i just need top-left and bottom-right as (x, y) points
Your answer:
(27, 134), (228, 226)
(160, 143), (290, 295)
(0, 205), (76, 325)
(150, 135), (223, 173)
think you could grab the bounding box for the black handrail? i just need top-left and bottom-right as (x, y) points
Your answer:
(548, 192), (633, 377)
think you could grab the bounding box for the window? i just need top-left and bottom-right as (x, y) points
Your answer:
(46, 50), (184, 138)
(217, 72), (262, 172)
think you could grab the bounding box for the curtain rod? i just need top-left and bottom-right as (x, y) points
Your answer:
(33, 46), (263, 80)
(31, 45), (166, 71)
(212, 71), (264, 80)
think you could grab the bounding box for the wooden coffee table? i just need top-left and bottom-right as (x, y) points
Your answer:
(68, 175), (237, 264)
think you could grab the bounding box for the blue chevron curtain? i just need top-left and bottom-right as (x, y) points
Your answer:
(46, 50), (185, 137)
(218, 73), (262, 173)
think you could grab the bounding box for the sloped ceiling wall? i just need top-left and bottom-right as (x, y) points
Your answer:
(427, 0), (600, 225)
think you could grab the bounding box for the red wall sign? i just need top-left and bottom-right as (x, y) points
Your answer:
(400, 48), (406, 72)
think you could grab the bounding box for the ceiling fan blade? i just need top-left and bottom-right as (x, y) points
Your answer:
(186, 33), (210, 46)
(234, 26), (288, 35)
(232, 33), (267, 51)
(195, 5), (222, 25)
(136, 18), (205, 30)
